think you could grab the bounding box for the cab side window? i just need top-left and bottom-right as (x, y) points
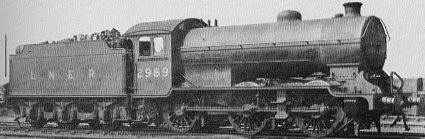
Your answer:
(139, 37), (150, 56)
(153, 37), (164, 56)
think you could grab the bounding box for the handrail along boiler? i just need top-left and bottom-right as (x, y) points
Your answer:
(2, 2), (422, 138)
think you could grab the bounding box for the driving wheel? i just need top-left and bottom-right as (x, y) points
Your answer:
(228, 112), (267, 135)
(293, 92), (344, 137)
(162, 95), (201, 133)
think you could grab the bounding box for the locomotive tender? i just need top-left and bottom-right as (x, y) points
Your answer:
(4, 2), (422, 137)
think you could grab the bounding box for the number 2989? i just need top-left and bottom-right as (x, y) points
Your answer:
(137, 67), (169, 78)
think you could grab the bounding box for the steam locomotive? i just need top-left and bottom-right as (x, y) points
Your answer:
(2, 2), (422, 137)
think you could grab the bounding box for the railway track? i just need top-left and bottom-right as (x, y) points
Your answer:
(1, 116), (425, 139)
(381, 115), (425, 128)
(0, 120), (255, 139)
(0, 122), (425, 139)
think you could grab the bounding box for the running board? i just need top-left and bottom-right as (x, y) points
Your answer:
(186, 106), (324, 113)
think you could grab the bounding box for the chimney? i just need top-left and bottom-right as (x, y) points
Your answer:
(343, 2), (363, 17)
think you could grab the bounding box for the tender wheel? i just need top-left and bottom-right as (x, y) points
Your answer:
(29, 105), (47, 129)
(228, 112), (267, 135)
(293, 92), (344, 137)
(89, 122), (101, 129)
(30, 120), (47, 129)
(162, 95), (201, 133)
(101, 121), (122, 131)
(130, 123), (145, 129)
(101, 105), (124, 131)
(58, 122), (79, 129)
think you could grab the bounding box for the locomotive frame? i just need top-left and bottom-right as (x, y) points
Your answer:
(3, 2), (423, 138)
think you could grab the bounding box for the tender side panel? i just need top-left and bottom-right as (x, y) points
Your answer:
(10, 54), (125, 96)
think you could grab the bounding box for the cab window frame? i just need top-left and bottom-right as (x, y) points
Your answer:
(137, 35), (166, 58)
(153, 37), (165, 56)
(138, 36), (151, 56)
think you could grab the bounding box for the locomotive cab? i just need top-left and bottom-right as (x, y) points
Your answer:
(124, 19), (207, 97)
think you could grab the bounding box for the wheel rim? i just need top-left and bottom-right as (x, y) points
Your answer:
(228, 112), (267, 135)
(293, 93), (344, 137)
(162, 95), (201, 133)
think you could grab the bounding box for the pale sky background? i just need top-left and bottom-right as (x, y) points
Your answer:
(0, 0), (424, 85)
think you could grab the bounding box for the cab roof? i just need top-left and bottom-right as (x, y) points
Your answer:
(124, 19), (186, 36)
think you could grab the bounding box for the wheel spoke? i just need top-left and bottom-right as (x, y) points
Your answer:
(249, 119), (254, 130)
(181, 117), (185, 128)
(243, 118), (248, 130)
(254, 116), (263, 124)
(180, 116), (185, 128)
(320, 119), (327, 129)
(168, 113), (176, 119)
(187, 114), (195, 122)
(317, 120), (322, 132)
(305, 117), (313, 128)
(175, 116), (180, 128)
(237, 115), (244, 122)
(171, 115), (178, 124)
(253, 119), (259, 129)
(238, 117), (245, 126)
(183, 115), (189, 127)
